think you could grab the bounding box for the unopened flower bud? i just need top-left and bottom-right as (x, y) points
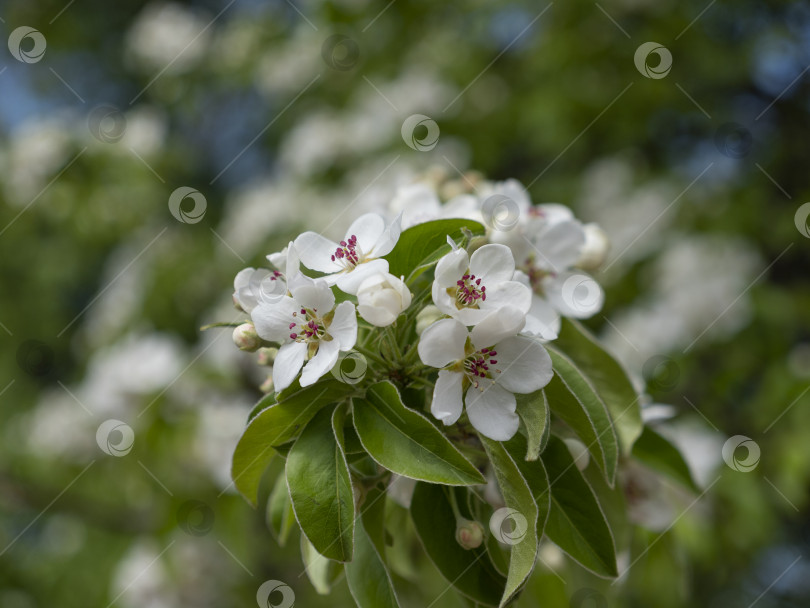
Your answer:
(259, 376), (274, 393)
(416, 305), (444, 335)
(233, 323), (261, 352)
(357, 273), (412, 327)
(257, 347), (278, 366)
(455, 518), (484, 550)
(577, 223), (610, 271)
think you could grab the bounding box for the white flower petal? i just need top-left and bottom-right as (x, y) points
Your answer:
(531, 220), (585, 273)
(294, 231), (341, 273)
(470, 306), (525, 349)
(434, 248), (469, 288)
(335, 258), (389, 295)
(358, 304), (396, 327)
(370, 212), (403, 257)
(481, 280), (532, 315)
(431, 279), (460, 318)
(300, 339), (340, 387)
(492, 336), (553, 394)
(545, 271), (605, 319)
(346, 213), (386, 252)
(328, 301), (358, 349)
(431, 370), (464, 425)
(418, 318), (467, 368)
(469, 244), (515, 285)
(234, 268), (254, 292)
(252, 296), (300, 342)
(290, 279), (335, 314)
(273, 341), (307, 392)
(521, 295), (561, 341)
(464, 384), (519, 441)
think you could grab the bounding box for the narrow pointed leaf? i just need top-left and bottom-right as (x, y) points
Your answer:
(345, 517), (400, 608)
(300, 535), (338, 595)
(266, 473), (296, 547)
(232, 379), (351, 506)
(504, 433), (552, 541)
(479, 436), (540, 608)
(554, 319), (643, 453)
(286, 406), (355, 562)
(353, 381), (485, 485)
(516, 389), (550, 460)
(545, 346), (619, 486)
(542, 435), (618, 577)
(411, 482), (505, 607)
(632, 426), (699, 492)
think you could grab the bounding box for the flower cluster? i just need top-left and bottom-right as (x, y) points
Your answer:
(226, 175), (609, 442)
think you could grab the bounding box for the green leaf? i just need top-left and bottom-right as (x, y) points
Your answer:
(515, 389), (550, 461)
(352, 380), (485, 485)
(410, 482), (505, 607)
(231, 379), (352, 506)
(542, 435), (618, 577)
(479, 436), (540, 608)
(385, 218), (487, 280)
(545, 346), (619, 486)
(554, 319), (643, 453)
(300, 535), (338, 595)
(266, 473), (296, 547)
(345, 516), (400, 608)
(632, 426), (699, 492)
(503, 433), (552, 541)
(286, 405), (355, 562)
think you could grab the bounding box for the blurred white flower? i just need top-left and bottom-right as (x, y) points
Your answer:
(125, 3), (211, 73)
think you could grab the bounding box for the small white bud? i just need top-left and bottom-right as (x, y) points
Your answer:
(577, 223), (610, 271)
(259, 376), (274, 393)
(233, 323), (261, 352)
(257, 347), (278, 366)
(416, 305), (444, 335)
(455, 518), (484, 550)
(357, 273), (412, 327)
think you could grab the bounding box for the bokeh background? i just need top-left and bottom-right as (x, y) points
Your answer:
(1, 0), (809, 606)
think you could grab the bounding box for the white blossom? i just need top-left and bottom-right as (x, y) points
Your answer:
(417, 308), (552, 440)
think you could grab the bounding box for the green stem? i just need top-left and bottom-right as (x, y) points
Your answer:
(354, 344), (387, 367)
